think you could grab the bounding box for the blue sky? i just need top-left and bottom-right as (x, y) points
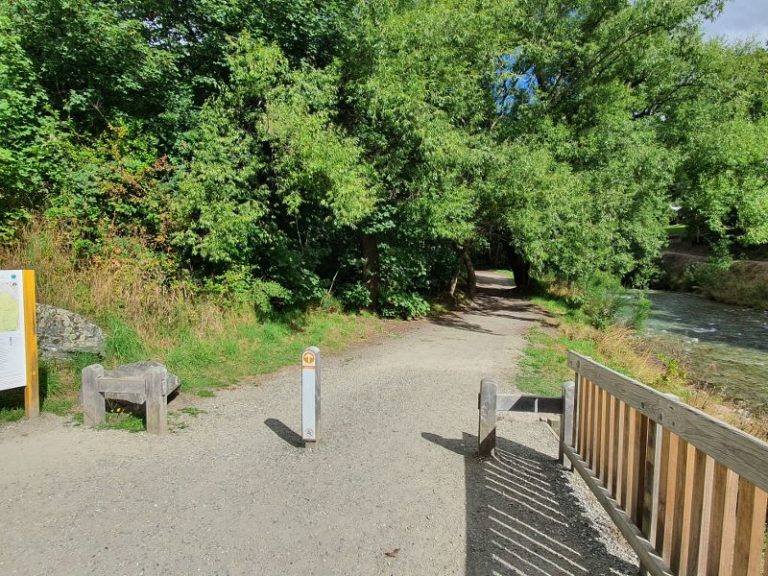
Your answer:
(703, 0), (768, 43)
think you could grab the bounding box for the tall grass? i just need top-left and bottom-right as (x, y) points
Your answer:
(521, 287), (768, 439)
(0, 220), (389, 421)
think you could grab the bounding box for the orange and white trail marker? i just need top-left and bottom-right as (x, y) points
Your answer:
(0, 270), (39, 417)
(301, 346), (320, 443)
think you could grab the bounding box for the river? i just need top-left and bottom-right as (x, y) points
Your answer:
(643, 291), (768, 413)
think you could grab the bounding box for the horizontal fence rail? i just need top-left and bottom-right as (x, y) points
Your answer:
(564, 351), (768, 576)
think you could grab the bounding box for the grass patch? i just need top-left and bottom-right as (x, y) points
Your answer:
(516, 329), (597, 397)
(163, 310), (383, 394)
(101, 412), (145, 432)
(0, 221), (393, 428)
(0, 407), (25, 424)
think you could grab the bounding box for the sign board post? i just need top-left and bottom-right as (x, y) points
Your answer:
(0, 270), (39, 418)
(301, 346), (320, 444)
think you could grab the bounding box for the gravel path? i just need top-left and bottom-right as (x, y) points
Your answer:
(0, 271), (636, 575)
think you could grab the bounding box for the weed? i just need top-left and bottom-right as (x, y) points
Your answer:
(179, 407), (206, 417)
(101, 412), (145, 433)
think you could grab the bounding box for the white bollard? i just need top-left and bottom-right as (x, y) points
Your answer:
(301, 347), (321, 444)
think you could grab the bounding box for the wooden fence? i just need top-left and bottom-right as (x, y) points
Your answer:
(563, 351), (768, 576)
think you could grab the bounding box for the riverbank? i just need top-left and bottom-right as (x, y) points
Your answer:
(660, 251), (768, 311)
(517, 287), (768, 439)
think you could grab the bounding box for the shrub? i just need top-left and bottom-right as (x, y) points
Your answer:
(575, 272), (624, 329)
(339, 282), (372, 311)
(380, 291), (430, 319)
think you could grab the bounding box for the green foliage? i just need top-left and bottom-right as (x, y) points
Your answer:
(105, 315), (147, 363)
(339, 282), (372, 311)
(2, 0), (766, 320)
(631, 292), (653, 331)
(380, 291), (431, 320)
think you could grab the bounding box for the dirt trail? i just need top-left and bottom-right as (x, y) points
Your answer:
(0, 271), (635, 575)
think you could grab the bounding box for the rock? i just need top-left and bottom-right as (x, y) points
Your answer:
(36, 304), (106, 359)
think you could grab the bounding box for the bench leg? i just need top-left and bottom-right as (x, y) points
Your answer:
(82, 364), (106, 427)
(145, 369), (167, 435)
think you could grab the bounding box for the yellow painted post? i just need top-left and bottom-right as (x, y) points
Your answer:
(22, 270), (39, 418)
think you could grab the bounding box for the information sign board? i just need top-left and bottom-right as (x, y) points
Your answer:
(0, 270), (39, 417)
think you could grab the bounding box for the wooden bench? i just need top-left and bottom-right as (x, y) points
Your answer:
(478, 351), (768, 576)
(81, 361), (180, 434)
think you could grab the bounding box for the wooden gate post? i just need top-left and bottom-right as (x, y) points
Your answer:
(559, 381), (576, 469)
(478, 378), (497, 456)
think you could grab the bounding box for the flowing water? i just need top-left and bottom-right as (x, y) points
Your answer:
(643, 291), (768, 413)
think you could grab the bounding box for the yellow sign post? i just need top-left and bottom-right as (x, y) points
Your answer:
(0, 270), (39, 418)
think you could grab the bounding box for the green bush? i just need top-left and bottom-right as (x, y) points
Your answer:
(574, 272), (624, 329)
(339, 282), (372, 311)
(380, 291), (431, 319)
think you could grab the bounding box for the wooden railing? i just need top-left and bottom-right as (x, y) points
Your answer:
(563, 351), (768, 576)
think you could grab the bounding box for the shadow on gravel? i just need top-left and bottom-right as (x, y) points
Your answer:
(265, 418), (304, 447)
(422, 432), (638, 576)
(429, 314), (503, 336)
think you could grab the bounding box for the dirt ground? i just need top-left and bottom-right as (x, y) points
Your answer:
(0, 271), (636, 575)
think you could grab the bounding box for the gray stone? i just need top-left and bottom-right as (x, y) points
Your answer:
(36, 304), (106, 359)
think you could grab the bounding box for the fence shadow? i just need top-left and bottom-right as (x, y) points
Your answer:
(422, 431), (637, 576)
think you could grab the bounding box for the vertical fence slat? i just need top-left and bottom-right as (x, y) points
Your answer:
(625, 408), (640, 519)
(701, 460), (729, 575)
(594, 386), (604, 475)
(670, 437), (689, 572)
(661, 432), (676, 563)
(601, 391), (612, 485)
(585, 379), (595, 467)
(616, 399), (627, 507)
(610, 395), (621, 498)
(578, 377), (586, 458)
(642, 420), (658, 538)
(732, 480), (768, 576)
(653, 428), (671, 551)
(679, 443), (697, 575)
(697, 456), (716, 573)
(578, 376), (587, 456)
(684, 447), (707, 576)
(633, 413), (649, 525)
(718, 469), (740, 575)
(749, 488), (767, 576)
(592, 385), (600, 473)
(620, 402), (632, 511)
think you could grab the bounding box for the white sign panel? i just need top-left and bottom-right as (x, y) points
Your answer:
(0, 270), (27, 391)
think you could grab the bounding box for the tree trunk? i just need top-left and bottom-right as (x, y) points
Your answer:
(362, 234), (379, 310)
(508, 245), (531, 290)
(462, 244), (477, 297)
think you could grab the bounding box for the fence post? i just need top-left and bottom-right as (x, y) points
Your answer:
(478, 378), (497, 456)
(560, 381), (575, 469)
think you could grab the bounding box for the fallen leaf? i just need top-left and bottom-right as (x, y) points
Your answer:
(384, 548), (400, 558)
